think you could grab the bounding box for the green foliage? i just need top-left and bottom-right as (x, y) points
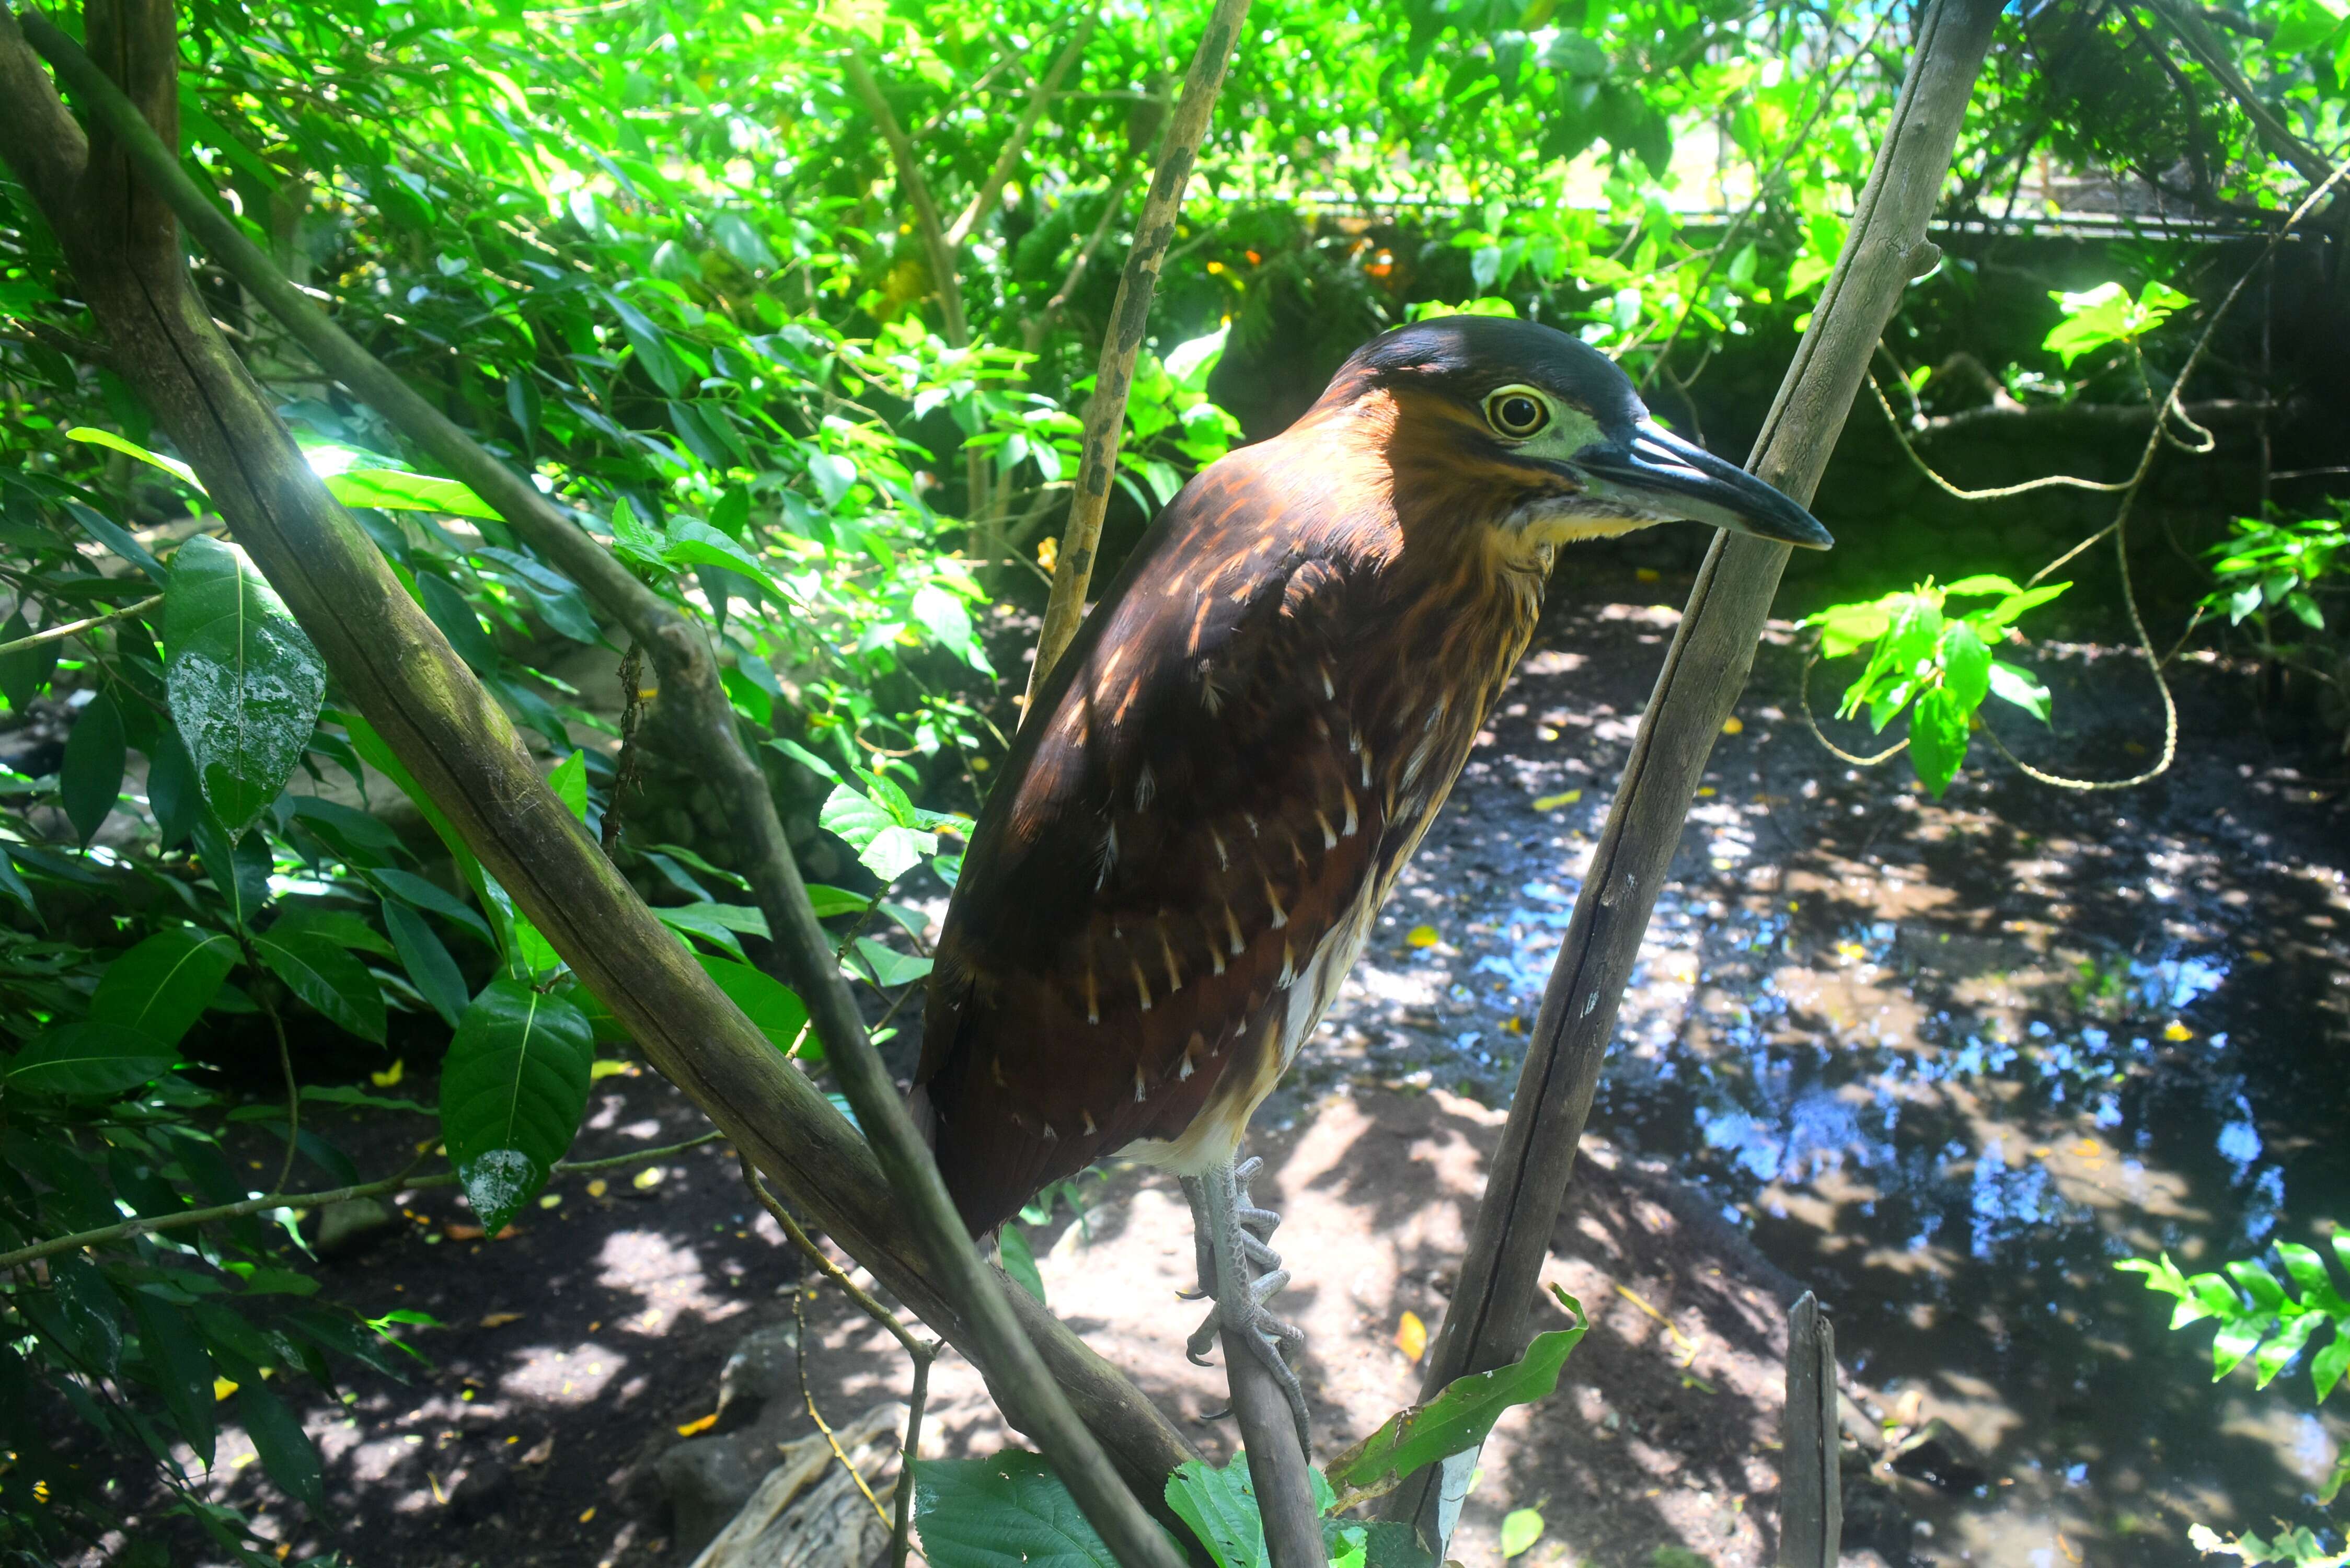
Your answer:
(1328, 1288), (1588, 1498)
(1801, 576), (2071, 798)
(912, 1449), (1174, 1568)
(2121, 1237), (2350, 1563)
(2206, 506), (2345, 641)
(2117, 1240), (2350, 1403)
(2041, 280), (2193, 368)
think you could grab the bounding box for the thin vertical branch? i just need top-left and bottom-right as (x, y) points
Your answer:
(1387, 0), (2002, 1548)
(1024, 0), (1253, 707)
(843, 53), (969, 349)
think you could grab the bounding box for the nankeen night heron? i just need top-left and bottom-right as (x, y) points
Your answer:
(914, 315), (1830, 1442)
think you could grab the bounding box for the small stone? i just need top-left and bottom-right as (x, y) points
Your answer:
(314, 1197), (395, 1257)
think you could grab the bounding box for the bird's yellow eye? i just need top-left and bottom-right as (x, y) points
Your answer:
(1483, 386), (1550, 439)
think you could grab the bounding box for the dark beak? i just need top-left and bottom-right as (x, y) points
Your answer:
(1577, 421), (1834, 549)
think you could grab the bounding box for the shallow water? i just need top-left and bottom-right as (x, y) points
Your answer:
(1289, 593), (2350, 1565)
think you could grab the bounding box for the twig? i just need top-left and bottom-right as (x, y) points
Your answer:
(944, 13), (1097, 249)
(1862, 370), (2135, 497)
(792, 1283), (895, 1528)
(1025, 0), (1252, 706)
(1635, 7), (1891, 392)
(0, 1129), (723, 1274)
(0, 593), (161, 656)
(742, 1154), (939, 1568)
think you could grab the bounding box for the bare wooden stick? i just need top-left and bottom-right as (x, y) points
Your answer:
(4, 9), (1193, 1553)
(1223, 1338), (1323, 1568)
(1023, 0), (1251, 707)
(1780, 1292), (1841, 1568)
(1387, 0), (2002, 1546)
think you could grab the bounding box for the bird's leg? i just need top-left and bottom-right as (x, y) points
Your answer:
(1182, 1155), (1310, 1450)
(1177, 1175), (1215, 1301)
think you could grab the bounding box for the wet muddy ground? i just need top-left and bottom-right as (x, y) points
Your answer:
(1258, 564), (2350, 1566)
(55, 561), (2350, 1567)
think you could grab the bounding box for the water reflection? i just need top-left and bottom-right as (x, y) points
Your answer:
(1296, 630), (2350, 1566)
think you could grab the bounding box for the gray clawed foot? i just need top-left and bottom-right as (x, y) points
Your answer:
(1181, 1157), (1313, 1452)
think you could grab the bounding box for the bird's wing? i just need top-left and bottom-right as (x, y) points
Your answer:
(918, 454), (1398, 1234)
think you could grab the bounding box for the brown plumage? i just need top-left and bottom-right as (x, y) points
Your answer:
(916, 315), (1829, 1240)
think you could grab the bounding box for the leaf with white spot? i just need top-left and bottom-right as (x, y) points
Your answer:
(164, 536), (327, 838)
(438, 979), (594, 1232)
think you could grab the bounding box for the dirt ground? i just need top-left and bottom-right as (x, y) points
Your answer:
(61, 549), (2348, 1568)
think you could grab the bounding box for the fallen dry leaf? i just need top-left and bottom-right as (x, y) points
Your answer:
(479, 1312), (524, 1329)
(1395, 1310), (1427, 1362)
(521, 1437), (554, 1466)
(675, 1412), (719, 1437)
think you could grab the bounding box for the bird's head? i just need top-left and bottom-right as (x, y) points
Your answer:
(1311, 315), (1833, 556)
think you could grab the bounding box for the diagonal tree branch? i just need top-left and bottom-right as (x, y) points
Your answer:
(1386, 0), (2003, 1549)
(4, 6), (1195, 1554)
(844, 51), (970, 349)
(1024, 0), (1252, 707)
(2142, 0), (2332, 192)
(944, 11), (1097, 250)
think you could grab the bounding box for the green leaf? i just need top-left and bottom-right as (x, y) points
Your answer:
(655, 902), (770, 957)
(67, 424), (200, 492)
(372, 867), (494, 944)
(664, 520), (781, 597)
(237, 1382), (325, 1512)
(609, 497), (668, 569)
(821, 782), (935, 882)
(89, 926), (237, 1047)
(1907, 686), (1969, 799)
(913, 1450), (1155, 1568)
(321, 467), (498, 519)
(695, 954), (808, 1054)
(269, 907), (396, 958)
(164, 536), (329, 838)
(417, 572), (500, 671)
(1330, 1292), (1587, 1492)
(383, 897), (470, 1028)
(64, 499), (168, 583)
(1165, 1455), (1265, 1568)
(852, 936), (932, 988)
(2252, 1309), (2323, 1389)
(1499, 1507), (1543, 1558)
(2213, 1311), (2273, 1382)
(1938, 621), (1991, 710)
(130, 1292), (216, 1469)
(61, 689), (126, 844)
(145, 728), (201, 847)
(2313, 1331), (2350, 1404)
(0, 605), (62, 709)
(547, 750), (589, 821)
(1986, 660), (2053, 724)
(438, 979), (594, 1232)
(255, 929), (389, 1043)
(1940, 574), (2023, 597)
(4, 1022), (173, 1099)
(191, 814), (273, 928)
(998, 1225), (1046, 1304)
(609, 293), (685, 396)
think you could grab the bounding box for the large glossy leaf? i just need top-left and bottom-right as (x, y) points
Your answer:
(438, 979), (594, 1232)
(164, 536), (328, 837)
(4, 1022), (174, 1099)
(321, 467), (497, 518)
(61, 689), (126, 844)
(254, 928), (388, 1043)
(913, 1451), (1168, 1568)
(88, 926), (237, 1047)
